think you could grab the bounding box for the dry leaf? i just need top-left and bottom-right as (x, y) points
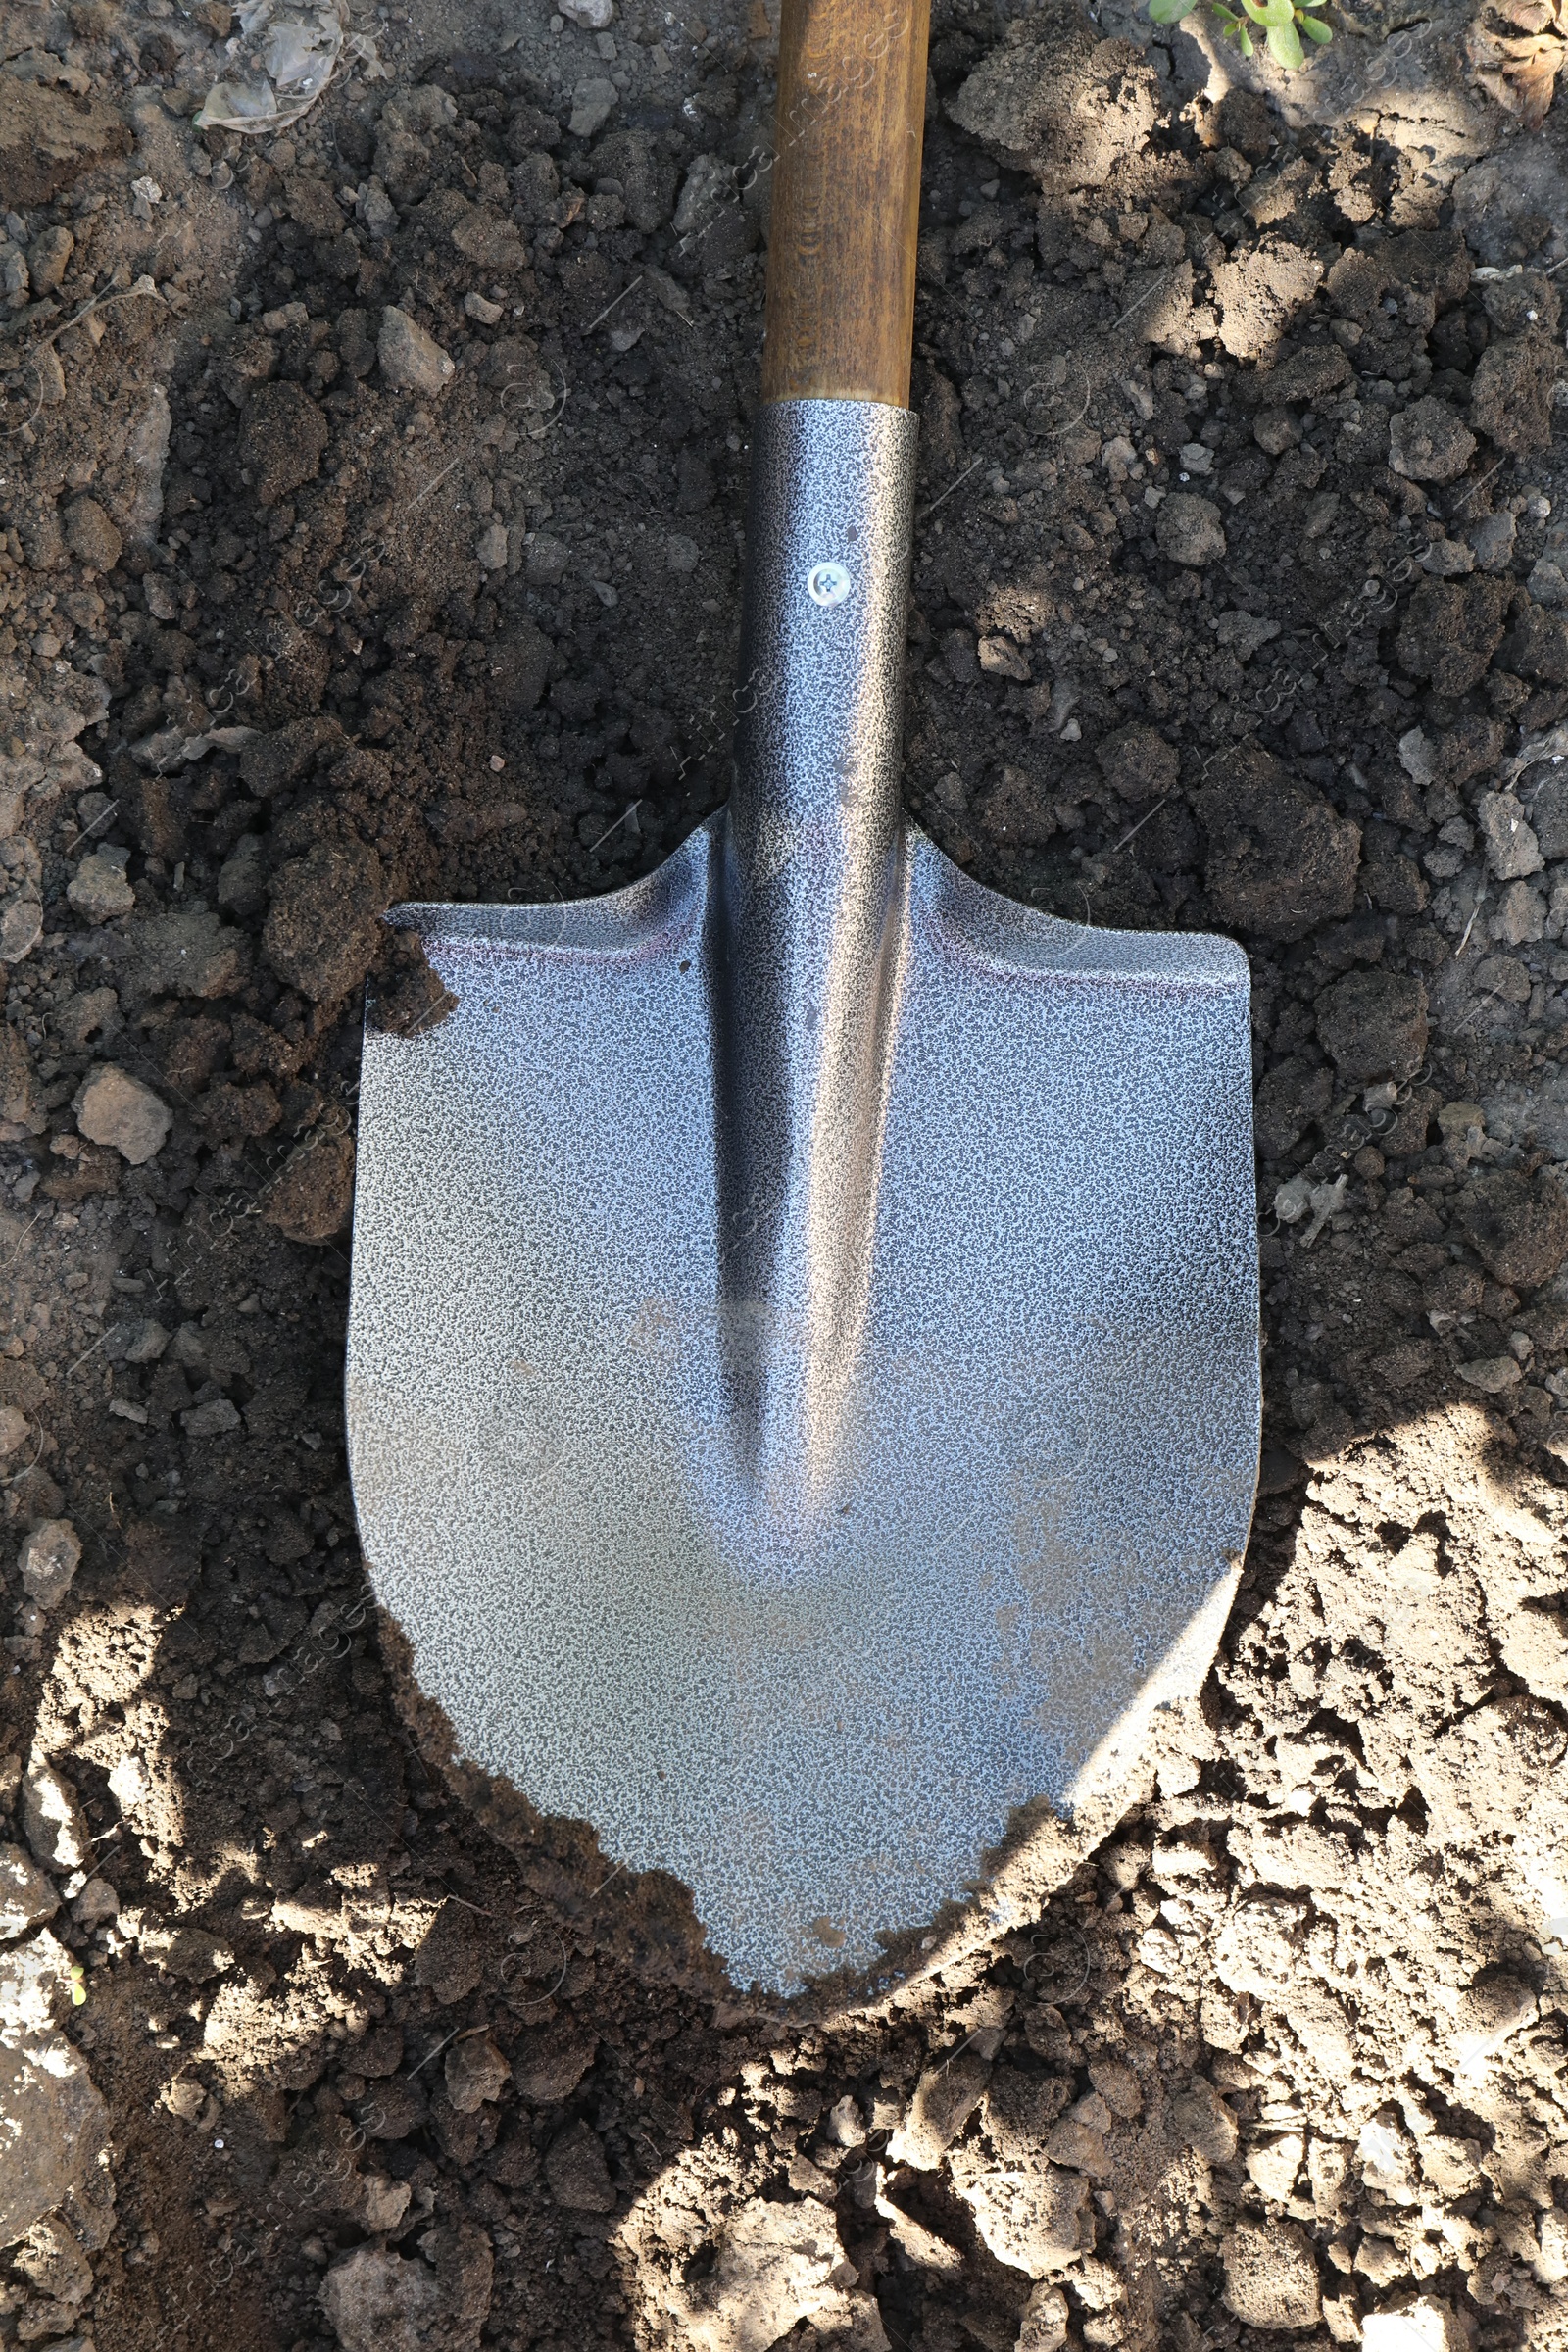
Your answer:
(1468, 0), (1568, 127)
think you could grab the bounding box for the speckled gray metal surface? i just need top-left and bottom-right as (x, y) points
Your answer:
(346, 399), (1260, 1994)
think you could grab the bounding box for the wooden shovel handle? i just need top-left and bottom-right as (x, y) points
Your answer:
(760, 0), (932, 410)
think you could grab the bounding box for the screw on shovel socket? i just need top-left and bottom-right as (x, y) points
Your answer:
(807, 560), (853, 607)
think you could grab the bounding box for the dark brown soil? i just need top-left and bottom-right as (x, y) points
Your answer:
(3, 4), (1568, 2351)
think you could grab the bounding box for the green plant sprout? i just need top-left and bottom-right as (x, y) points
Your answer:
(1148, 0), (1332, 70)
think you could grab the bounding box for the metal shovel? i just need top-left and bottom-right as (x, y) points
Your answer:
(346, 0), (1259, 1993)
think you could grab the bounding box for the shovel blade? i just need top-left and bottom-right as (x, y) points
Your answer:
(346, 818), (1258, 1991)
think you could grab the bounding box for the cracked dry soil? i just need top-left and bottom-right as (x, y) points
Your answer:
(2, 1), (1568, 2350)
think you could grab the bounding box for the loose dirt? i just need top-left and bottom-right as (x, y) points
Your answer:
(2, 2), (1568, 2350)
